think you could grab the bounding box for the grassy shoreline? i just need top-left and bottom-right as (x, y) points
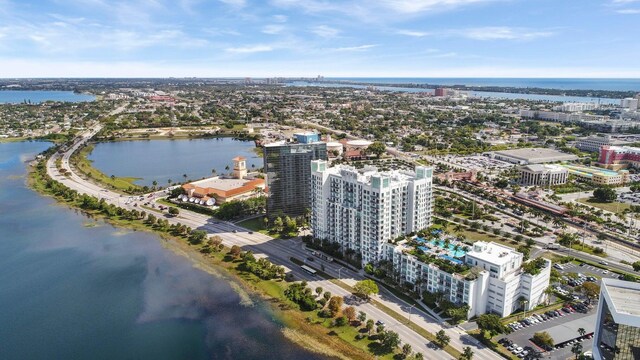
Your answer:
(70, 143), (143, 193)
(28, 159), (378, 360)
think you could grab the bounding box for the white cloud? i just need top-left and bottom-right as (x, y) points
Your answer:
(616, 8), (640, 13)
(378, 0), (493, 13)
(611, 0), (640, 3)
(311, 25), (340, 38)
(332, 44), (377, 51)
(262, 24), (285, 34)
(225, 44), (274, 53)
(457, 27), (554, 40)
(396, 29), (431, 37)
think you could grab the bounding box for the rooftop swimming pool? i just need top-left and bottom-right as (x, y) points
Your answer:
(415, 237), (467, 258)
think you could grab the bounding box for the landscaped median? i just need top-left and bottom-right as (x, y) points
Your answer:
(292, 258), (463, 359)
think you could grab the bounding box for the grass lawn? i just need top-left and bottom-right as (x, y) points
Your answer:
(72, 144), (143, 193)
(576, 198), (630, 214)
(237, 216), (297, 240)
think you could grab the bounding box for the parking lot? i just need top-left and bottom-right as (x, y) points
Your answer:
(445, 155), (514, 172)
(497, 303), (596, 360)
(618, 191), (640, 206)
(557, 262), (621, 284)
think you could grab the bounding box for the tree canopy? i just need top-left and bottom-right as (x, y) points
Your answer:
(353, 279), (379, 300)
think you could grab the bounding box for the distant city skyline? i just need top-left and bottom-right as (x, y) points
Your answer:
(1, 0), (639, 78)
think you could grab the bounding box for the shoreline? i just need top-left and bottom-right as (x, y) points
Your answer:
(26, 156), (374, 360)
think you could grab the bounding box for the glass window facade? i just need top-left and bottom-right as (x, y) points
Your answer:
(596, 300), (640, 359)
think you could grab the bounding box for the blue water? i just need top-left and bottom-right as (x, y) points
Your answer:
(0, 90), (95, 104)
(330, 78), (640, 92)
(290, 80), (631, 104)
(415, 237), (467, 258)
(88, 138), (263, 186)
(0, 141), (324, 360)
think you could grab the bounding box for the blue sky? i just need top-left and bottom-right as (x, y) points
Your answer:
(0, 0), (639, 77)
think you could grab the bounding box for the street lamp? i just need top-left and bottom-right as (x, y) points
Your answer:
(408, 304), (415, 324)
(337, 266), (345, 278)
(522, 300), (529, 320)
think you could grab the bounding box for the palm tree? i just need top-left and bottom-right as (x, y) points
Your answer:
(578, 327), (586, 337)
(167, 179), (172, 186)
(182, 173), (187, 182)
(454, 223), (465, 234)
(152, 180), (157, 189)
(571, 342), (583, 359)
(211, 168), (217, 176)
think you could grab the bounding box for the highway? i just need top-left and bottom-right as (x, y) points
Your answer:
(44, 124), (503, 360)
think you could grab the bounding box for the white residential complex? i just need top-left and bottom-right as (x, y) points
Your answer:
(382, 241), (551, 319)
(310, 160), (433, 265)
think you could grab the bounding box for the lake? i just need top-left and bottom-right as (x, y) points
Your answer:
(0, 141), (324, 360)
(87, 138), (263, 186)
(0, 90), (96, 104)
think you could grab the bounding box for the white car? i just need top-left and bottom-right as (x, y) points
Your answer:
(602, 270), (609, 275)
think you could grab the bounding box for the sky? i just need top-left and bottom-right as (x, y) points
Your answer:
(0, 0), (639, 78)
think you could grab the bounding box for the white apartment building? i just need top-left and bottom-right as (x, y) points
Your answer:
(553, 102), (599, 112)
(519, 164), (568, 186)
(520, 110), (607, 123)
(310, 160), (433, 266)
(621, 98), (639, 111)
(382, 241), (551, 319)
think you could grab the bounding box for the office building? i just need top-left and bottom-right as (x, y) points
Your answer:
(593, 279), (640, 360)
(382, 241), (551, 319)
(519, 164), (568, 186)
(600, 145), (640, 169)
(576, 135), (630, 153)
(264, 141), (327, 218)
(310, 160), (433, 265)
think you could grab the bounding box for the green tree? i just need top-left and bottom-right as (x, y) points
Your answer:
(580, 282), (600, 304)
(633, 261), (640, 272)
(188, 230), (207, 245)
(476, 314), (507, 336)
(402, 343), (413, 358)
(571, 342), (583, 359)
(365, 319), (374, 334)
(315, 286), (323, 297)
(532, 331), (554, 348)
(357, 311), (367, 323)
(353, 279), (379, 300)
(366, 141), (386, 158)
(380, 330), (400, 352)
(459, 346), (474, 360)
(229, 244), (242, 258)
(168, 206), (179, 216)
(273, 216), (284, 233)
(593, 187), (617, 203)
(578, 327), (586, 337)
(435, 330), (450, 348)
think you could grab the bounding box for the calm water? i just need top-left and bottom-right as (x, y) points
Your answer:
(88, 138), (263, 186)
(0, 141), (324, 360)
(0, 90), (96, 104)
(289, 81), (622, 104)
(330, 78), (640, 92)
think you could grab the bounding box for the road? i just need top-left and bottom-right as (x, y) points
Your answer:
(45, 123), (503, 360)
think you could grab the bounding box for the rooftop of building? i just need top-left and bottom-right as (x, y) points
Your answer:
(602, 145), (640, 153)
(263, 139), (325, 147)
(183, 176), (265, 198)
(520, 164), (567, 172)
(602, 278), (640, 317)
(315, 161), (423, 184)
(465, 241), (521, 266)
(559, 164), (625, 177)
(491, 148), (579, 162)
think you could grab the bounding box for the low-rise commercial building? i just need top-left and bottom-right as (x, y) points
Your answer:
(593, 279), (640, 360)
(486, 148), (578, 165)
(382, 240), (551, 319)
(182, 157), (266, 204)
(519, 164), (568, 186)
(559, 164), (630, 186)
